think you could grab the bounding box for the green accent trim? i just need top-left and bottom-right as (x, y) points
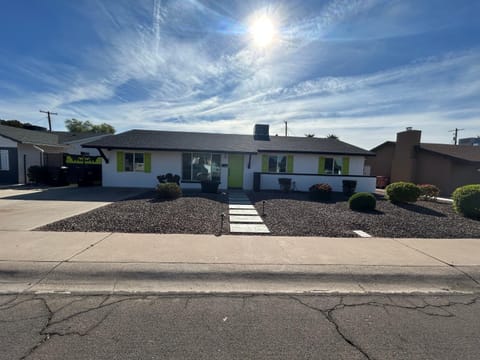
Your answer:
(144, 153), (151, 173)
(286, 155), (294, 173)
(318, 157), (325, 174)
(342, 157), (350, 175)
(117, 151), (124, 172)
(261, 155), (268, 172)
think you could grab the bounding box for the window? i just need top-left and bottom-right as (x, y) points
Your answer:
(262, 154), (293, 173)
(268, 155), (287, 173)
(123, 152), (144, 172)
(320, 157), (349, 175)
(324, 157), (342, 174)
(117, 151), (150, 173)
(0, 150), (9, 171)
(182, 153), (221, 181)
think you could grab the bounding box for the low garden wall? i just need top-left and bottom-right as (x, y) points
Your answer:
(257, 173), (376, 193)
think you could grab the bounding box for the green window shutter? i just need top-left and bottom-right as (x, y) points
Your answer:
(117, 151), (124, 172)
(342, 157), (350, 175)
(262, 155), (269, 172)
(318, 157), (325, 174)
(144, 153), (151, 173)
(286, 155), (294, 173)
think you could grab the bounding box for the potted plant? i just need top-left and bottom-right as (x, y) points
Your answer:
(278, 178), (292, 192)
(199, 174), (220, 193)
(309, 183), (332, 201)
(342, 180), (357, 197)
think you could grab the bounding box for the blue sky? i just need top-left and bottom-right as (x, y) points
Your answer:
(1, 0), (479, 148)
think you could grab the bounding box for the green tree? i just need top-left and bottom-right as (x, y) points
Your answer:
(326, 134), (339, 139)
(305, 134), (315, 137)
(65, 119), (115, 134)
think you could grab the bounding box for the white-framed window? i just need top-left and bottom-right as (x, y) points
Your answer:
(324, 157), (343, 175)
(182, 153), (221, 181)
(0, 149), (9, 171)
(125, 152), (144, 172)
(268, 155), (287, 173)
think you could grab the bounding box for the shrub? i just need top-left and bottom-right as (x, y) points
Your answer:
(309, 183), (332, 201)
(349, 192), (376, 211)
(27, 165), (51, 184)
(156, 183), (182, 200)
(418, 184), (440, 201)
(452, 184), (480, 219)
(385, 182), (421, 203)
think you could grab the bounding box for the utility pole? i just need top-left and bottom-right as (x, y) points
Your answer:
(39, 110), (57, 132)
(449, 128), (464, 145)
(284, 121), (287, 136)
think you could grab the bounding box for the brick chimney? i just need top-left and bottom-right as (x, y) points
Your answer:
(390, 128), (421, 183)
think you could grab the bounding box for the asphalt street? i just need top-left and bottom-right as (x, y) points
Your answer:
(2, 293), (480, 360)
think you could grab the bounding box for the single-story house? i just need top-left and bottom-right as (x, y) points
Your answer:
(0, 124), (107, 184)
(83, 124), (376, 192)
(365, 128), (480, 196)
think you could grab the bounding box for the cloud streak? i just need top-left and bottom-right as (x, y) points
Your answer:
(0, 0), (479, 148)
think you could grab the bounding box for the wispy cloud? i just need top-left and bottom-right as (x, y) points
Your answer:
(0, 0), (479, 148)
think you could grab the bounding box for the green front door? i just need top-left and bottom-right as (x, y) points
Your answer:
(228, 154), (244, 188)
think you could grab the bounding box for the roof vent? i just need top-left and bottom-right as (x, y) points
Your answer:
(406, 127), (413, 131)
(254, 124), (270, 140)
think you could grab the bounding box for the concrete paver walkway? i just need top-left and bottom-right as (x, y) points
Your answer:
(228, 191), (270, 234)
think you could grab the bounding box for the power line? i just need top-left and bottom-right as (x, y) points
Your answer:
(449, 128), (464, 145)
(39, 110), (58, 132)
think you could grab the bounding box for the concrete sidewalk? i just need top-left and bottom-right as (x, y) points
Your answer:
(1, 231), (479, 294)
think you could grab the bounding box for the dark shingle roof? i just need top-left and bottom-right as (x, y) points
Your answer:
(83, 129), (374, 156)
(257, 136), (374, 156)
(420, 143), (480, 162)
(0, 124), (60, 146)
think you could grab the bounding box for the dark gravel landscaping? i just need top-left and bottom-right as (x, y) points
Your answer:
(249, 191), (480, 238)
(38, 191), (229, 234)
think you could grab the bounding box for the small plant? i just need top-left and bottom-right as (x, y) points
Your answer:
(452, 184), (480, 219)
(349, 192), (376, 211)
(309, 183), (332, 201)
(418, 184), (440, 201)
(385, 182), (421, 203)
(278, 178), (292, 192)
(156, 183), (182, 200)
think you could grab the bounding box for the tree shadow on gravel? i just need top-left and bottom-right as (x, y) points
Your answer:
(395, 203), (446, 217)
(350, 209), (384, 215)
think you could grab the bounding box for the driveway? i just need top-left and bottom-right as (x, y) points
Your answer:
(0, 186), (147, 231)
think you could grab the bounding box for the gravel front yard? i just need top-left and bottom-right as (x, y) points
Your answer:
(38, 190), (480, 238)
(38, 191), (229, 234)
(250, 191), (480, 238)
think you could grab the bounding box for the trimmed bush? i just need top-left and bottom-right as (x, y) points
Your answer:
(418, 184), (440, 201)
(309, 183), (332, 201)
(452, 184), (480, 219)
(27, 165), (51, 184)
(349, 192), (376, 211)
(156, 183), (182, 200)
(385, 182), (421, 203)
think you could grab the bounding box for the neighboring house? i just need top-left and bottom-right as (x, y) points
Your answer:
(83, 124), (376, 192)
(366, 128), (480, 196)
(459, 137), (480, 146)
(0, 125), (108, 184)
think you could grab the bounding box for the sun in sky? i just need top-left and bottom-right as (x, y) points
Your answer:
(248, 14), (277, 47)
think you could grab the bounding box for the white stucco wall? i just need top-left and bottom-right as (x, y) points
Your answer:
(259, 173), (376, 193)
(0, 136), (18, 148)
(101, 150), (369, 190)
